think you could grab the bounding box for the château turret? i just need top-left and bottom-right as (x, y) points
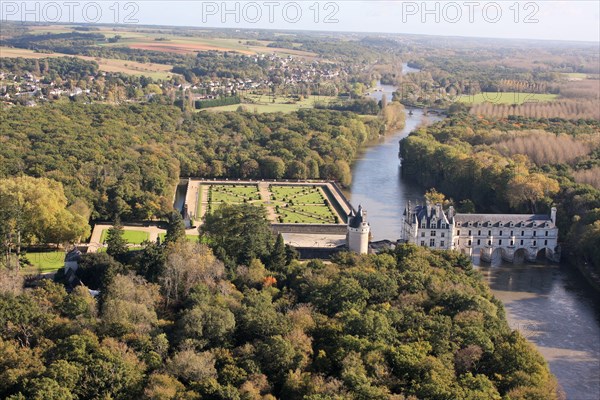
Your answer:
(347, 205), (370, 254)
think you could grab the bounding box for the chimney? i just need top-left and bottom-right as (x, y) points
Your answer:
(551, 207), (557, 224)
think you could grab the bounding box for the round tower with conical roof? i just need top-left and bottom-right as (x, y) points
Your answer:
(347, 205), (370, 254)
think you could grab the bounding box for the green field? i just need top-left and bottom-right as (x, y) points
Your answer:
(457, 92), (558, 105)
(28, 25), (318, 58)
(100, 229), (149, 244)
(23, 251), (65, 274)
(203, 94), (337, 113)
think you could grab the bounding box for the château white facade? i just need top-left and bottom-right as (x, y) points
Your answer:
(401, 202), (559, 263)
(347, 205), (370, 254)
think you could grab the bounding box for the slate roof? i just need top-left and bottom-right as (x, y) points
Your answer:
(454, 213), (554, 228)
(409, 204), (449, 228)
(348, 205), (367, 228)
(64, 248), (82, 262)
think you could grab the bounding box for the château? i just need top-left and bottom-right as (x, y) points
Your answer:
(401, 202), (559, 263)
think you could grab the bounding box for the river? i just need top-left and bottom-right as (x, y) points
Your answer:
(349, 76), (600, 399)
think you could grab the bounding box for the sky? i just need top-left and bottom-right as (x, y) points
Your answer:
(2, 1), (599, 42)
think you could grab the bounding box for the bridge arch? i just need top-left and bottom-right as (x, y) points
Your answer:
(513, 248), (527, 264)
(469, 247), (482, 265)
(536, 247), (554, 263)
(490, 247), (504, 266)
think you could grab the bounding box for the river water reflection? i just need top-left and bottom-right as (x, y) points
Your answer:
(349, 80), (600, 399)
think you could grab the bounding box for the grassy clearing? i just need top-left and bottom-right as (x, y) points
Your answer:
(457, 92), (558, 105)
(100, 229), (149, 244)
(560, 72), (589, 80)
(203, 94), (337, 113)
(23, 251), (65, 274)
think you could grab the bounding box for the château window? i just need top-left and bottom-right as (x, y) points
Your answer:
(430, 239), (435, 247)
(510, 240), (514, 246)
(533, 240), (537, 246)
(478, 230), (481, 236)
(468, 239), (472, 246)
(521, 231), (525, 236)
(421, 222), (426, 229)
(421, 241), (425, 246)
(441, 232), (445, 237)
(510, 231), (514, 236)
(545, 231), (549, 237)
(520, 239), (524, 245)
(545, 240), (548, 246)
(440, 240), (445, 247)
(488, 230), (491, 236)
(499, 231), (503, 236)
(457, 230), (461, 235)
(488, 240), (492, 245)
(499, 239), (502, 245)
(441, 223), (446, 229)
(430, 231), (436, 237)
(468, 230), (472, 236)
(421, 232), (425, 237)
(533, 231), (536, 237)
(477, 239), (481, 245)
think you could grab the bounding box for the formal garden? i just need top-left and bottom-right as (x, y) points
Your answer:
(199, 183), (343, 224)
(204, 184), (261, 214)
(270, 185), (339, 224)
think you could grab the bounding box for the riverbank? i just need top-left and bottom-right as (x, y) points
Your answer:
(352, 80), (600, 399)
(572, 257), (600, 293)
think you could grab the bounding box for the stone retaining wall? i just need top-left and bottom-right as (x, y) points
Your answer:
(270, 224), (347, 235)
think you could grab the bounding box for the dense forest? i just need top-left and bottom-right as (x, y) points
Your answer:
(0, 102), (400, 221)
(400, 114), (600, 278)
(0, 204), (560, 399)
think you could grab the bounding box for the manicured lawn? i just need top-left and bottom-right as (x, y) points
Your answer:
(23, 251), (65, 273)
(100, 229), (149, 244)
(457, 92), (558, 105)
